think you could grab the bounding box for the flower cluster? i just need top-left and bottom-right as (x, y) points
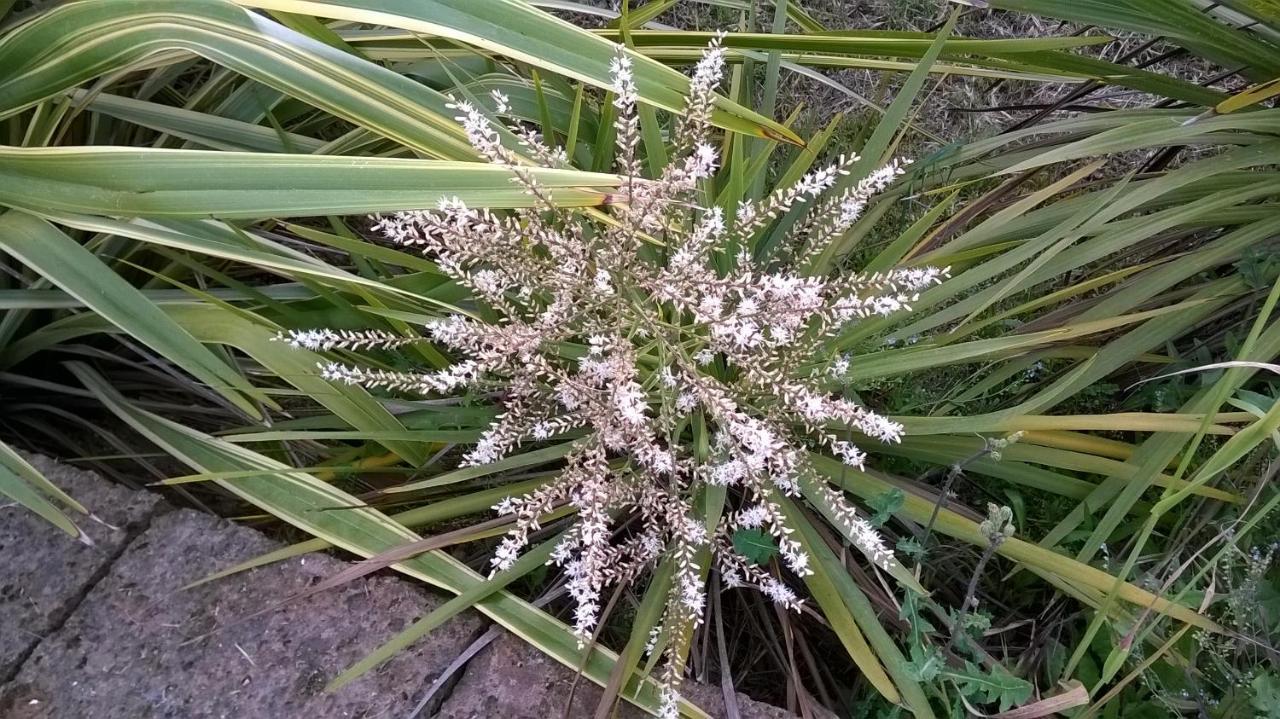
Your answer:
(279, 38), (944, 718)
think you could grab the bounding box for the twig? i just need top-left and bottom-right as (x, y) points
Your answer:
(406, 585), (564, 719)
(712, 573), (742, 719)
(959, 542), (999, 618)
(916, 437), (998, 577)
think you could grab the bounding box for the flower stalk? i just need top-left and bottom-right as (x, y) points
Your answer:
(279, 37), (946, 717)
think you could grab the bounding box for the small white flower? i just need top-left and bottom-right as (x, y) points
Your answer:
(761, 576), (798, 606)
(828, 354), (851, 378)
(690, 143), (718, 179)
(594, 268), (614, 295)
(832, 441), (866, 468)
(736, 504), (769, 529)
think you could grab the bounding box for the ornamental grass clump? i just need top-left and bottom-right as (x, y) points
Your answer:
(281, 38), (945, 716)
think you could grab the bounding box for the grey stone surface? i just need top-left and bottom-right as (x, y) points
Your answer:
(0, 454), (162, 682)
(436, 632), (801, 719)
(0, 456), (809, 718)
(0, 508), (482, 719)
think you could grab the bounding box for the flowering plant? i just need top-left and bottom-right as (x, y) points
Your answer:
(282, 38), (944, 716)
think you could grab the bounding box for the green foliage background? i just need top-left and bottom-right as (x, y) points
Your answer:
(1, 1), (1278, 716)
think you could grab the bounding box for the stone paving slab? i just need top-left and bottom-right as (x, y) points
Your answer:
(0, 508), (482, 719)
(436, 632), (804, 719)
(0, 456), (806, 719)
(0, 454), (162, 682)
